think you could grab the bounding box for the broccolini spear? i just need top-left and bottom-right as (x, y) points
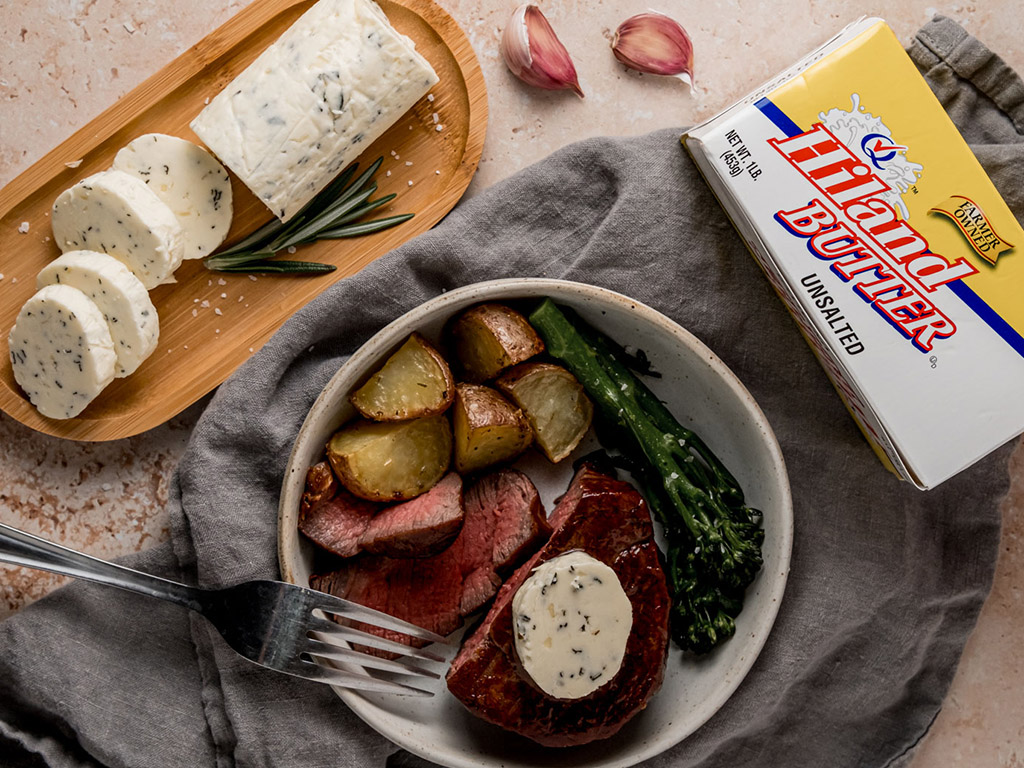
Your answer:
(528, 299), (764, 654)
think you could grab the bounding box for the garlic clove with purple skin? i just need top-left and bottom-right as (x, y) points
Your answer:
(501, 4), (584, 98)
(611, 11), (694, 88)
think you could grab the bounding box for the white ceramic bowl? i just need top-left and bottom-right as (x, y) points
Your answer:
(278, 278), (793, 768)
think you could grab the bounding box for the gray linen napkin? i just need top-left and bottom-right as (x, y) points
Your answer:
(2, 16), (1022, 768)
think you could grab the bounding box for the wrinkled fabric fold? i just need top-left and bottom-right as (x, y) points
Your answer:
(1, 16), (1022, 768)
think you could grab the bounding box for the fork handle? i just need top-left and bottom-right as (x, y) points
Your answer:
(0, 521), (203, 612)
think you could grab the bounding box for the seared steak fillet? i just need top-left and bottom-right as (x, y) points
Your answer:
(358, 473), (464, 557)
(309, 468), (550, 645)
(445, 466), (671, 747)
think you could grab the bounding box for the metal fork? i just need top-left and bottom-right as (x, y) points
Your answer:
(0, 521), (447, 696)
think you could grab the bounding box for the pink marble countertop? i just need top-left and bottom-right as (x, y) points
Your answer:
(1, 0), (1022, 764)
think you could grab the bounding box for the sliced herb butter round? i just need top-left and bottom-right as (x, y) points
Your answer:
(8, 284), (116, 420)
(512, 550), (633, 700)
(51, 169), (184, 289)
(37, 251), (159, 378)
(112, 134), (233, 259)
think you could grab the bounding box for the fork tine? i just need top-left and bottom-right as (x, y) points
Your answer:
(285, 658), (434, 697)
(307, 615), (448, 663)
(307, 588), (451, 645)
(305, 637), (441, 679)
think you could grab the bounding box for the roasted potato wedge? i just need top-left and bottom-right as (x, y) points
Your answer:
(350, 333), (454, 421)
(496, 362), (594, 463)
(452, 383), (532, 474)
(448, 303), (545, 383)
(299, 460), (339, 518)
(327, 414), (452, 502)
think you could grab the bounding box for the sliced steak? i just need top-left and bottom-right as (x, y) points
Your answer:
(358, 473), (464, 557)
(311, 554), (463, 645)
(457, 468), (550, 614)
(469, 468), (551, 573)
(298, 484), (378, 558)
(309, 468), (550, 647)
(445, 465), (671, 747)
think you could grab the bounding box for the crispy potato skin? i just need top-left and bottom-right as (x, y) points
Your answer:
(496, 362), (594, 463)
(448, 304), (545, 383)
(452, 383), (532, 474)
(350, 333), (455, 421)
(299, 460), (339, 518)
(327, 414), (453, 502)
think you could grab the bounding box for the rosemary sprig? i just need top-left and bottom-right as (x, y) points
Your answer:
(204, 157), (412, 275)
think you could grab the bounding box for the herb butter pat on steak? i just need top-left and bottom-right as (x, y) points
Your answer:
(513, 550), (633, 699)
(190, 0), (439, 222)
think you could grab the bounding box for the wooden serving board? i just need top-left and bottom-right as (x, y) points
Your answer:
(0, 0), (486, 442)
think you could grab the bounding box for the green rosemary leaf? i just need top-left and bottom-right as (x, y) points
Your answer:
(330, 193), (398, 228)
(207, 259), (338, 274)
(317, 213), (414, 239)
(203, 248), (277, 270)
(214, 219), (286, 258)
(339, 157), (384, 205)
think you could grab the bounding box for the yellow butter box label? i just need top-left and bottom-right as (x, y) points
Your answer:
(683, 18), (1024, 489)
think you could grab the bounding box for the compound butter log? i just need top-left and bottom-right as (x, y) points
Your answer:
(191, 0), (439, 222)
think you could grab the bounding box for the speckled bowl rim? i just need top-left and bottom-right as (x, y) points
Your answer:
(278, 278), (793, 768)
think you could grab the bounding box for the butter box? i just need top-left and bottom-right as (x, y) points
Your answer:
(683, 18), (1024, 489)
